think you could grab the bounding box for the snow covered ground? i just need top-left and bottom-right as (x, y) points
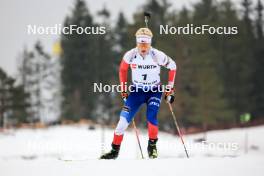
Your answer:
(0, 125), (263, 176)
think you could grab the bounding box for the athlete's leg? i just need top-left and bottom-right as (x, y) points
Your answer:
(146, 92), (162, 140)
(112, 91), (145, 145)
(146, 92), (162, 158)
(100, 90), (146, 159)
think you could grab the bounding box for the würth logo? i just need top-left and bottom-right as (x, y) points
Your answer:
(131, 64), (157, 69)
(137, 65), (157, 69)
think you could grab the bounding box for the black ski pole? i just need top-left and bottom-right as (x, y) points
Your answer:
(123, 99), (144, 159)
(167, 103), (189, 158)
(132, 119), (144, 159)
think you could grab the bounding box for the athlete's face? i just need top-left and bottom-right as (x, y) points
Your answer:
(137, 43), (151, 55)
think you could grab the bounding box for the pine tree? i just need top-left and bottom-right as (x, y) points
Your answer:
(256, 0), (264, 40)
(61, 0), (116, 121)
(0, 68), (29, 127)
(236, 0), (256, 119)
(0, 68), (9, 127)
(17, 42), (51, 123)
(8, 85), (29, 124)
(184, 0), (235, 128)
(193, 0), (219, 24)
(212, 0), (244, 124)
(253, 0), (264, 117)
(172, 7), (198, 127)
(96, 6), (119, 124)
(61, 0), (96, 120)
(115, 12), (130, 58)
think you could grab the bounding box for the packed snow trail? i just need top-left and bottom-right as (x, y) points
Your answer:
(0, 125), (263, 176)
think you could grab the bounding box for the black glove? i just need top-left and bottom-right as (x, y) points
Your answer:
(164, 88), (175, 104)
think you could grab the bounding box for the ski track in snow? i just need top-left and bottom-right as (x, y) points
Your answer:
(0, 125), (263, 176)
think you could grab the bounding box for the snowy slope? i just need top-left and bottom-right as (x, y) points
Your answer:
(0, 125), (263, 176)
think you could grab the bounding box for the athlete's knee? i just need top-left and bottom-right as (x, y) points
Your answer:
(115, 116), (129, 135)
(120, 105), (133, 123)
(147, 106), (159, 125)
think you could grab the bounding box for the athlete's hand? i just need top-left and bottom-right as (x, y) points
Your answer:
(121, 91), (128, 101)
(164, 88), (175, 104)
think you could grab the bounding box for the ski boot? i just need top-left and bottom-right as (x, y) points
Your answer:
(100, 144), (120, 159)
(147, 138), (158, 159)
